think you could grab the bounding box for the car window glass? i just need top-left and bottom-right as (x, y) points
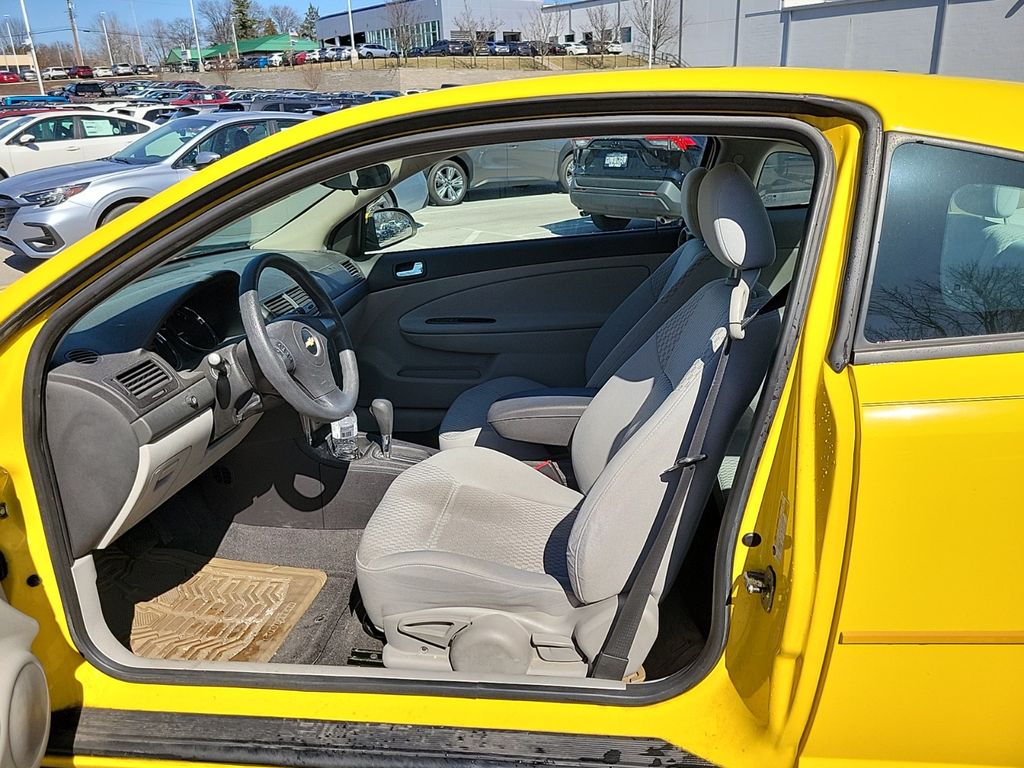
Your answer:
(862, 142), (1024, 344)
(111, 117), (214, 164)
(375, 134), (708, 255)
(180, 121), (271, 166)
(756, 150), (814, 207)
(79, 117), (117, 138)
(23, 116), (76, 143)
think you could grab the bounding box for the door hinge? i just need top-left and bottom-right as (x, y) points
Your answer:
(744, 566), (776, 613)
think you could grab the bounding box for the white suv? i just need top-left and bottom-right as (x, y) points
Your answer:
(41, 67), (68, 80)
(112, 63), (134, 76)
(357, 43), (398, 59)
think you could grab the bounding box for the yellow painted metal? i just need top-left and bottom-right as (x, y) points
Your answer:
(801, 352), (1024, 767)
(0, 67), (1019, 767)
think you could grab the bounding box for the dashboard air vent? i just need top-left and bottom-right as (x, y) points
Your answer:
(114, 359), (171, 399)
(265, 285), (313, 317)
(65, 348), (99, 364)
(341, 259), (363, 280)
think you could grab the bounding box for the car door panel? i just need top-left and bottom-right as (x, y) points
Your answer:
(354, 228), (678, 433)
(0, 470), (50, 768)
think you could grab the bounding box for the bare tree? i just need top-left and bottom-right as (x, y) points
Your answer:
(585, 5), (615, 44)
(523, 3), (563, 49)
(454, 0), (503, 52)
(386, 0), (423, 58)
(269, 4), (301, 34)
(197, 0), (233, 44)
(630, 0), (678, 59)
(87, 13), (138, 64)
(300, 63), (323, 89)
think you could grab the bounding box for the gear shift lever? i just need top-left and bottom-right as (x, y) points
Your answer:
(370, 398), (394, 459)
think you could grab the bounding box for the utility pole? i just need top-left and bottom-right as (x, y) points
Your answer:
(231, 14), (240, 61)
(647, 0), (655, 67)
(100, 12), (114, 66)
(66, 0), (82, 64)
(17, 0), (43, 95)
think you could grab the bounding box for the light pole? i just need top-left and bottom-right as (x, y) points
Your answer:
(230, 14), (240, 62)
(187, 0), (205, 72)
(346, 0), (357, 65)
(130, 0), (145, 65)
(17, 0), (44, 94)
(67, 0), (82, 64)
(100, 12), (114, 66)
(3, 17), (15, 67)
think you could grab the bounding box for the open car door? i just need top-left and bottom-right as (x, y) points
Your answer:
(0, 469), (50, 768)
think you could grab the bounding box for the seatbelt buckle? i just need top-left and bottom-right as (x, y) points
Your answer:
(662, 453), (707, 476)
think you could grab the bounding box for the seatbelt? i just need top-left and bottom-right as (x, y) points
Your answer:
(591, 282), (790, 681)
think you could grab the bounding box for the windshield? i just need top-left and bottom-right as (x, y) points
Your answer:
(110, 117), (213, 165)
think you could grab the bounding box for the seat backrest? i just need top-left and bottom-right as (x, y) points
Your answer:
(583, 168), (725, 387)
(566, 163), (781, 605)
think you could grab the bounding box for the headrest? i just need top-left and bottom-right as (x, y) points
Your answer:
(697, 163), (776, 272)
(680, 167), (707, 239)
(953, 184), (1020, 220)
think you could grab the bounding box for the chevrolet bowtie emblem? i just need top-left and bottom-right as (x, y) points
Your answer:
(300, 328), (319, 355)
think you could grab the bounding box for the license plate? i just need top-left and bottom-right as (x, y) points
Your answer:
(604, 152), (628, 169)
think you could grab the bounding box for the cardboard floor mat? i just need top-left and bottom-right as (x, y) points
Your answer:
(96, 548), (327, 663)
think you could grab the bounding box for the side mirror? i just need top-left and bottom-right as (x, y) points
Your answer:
(17, 133), (35, 145)
(364, 208), (416, 251)
(193, 150), (221, 168)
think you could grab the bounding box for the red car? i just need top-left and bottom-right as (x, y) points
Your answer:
(0, 71), (19, 84)
(67, 65), (94, 78)
(169, 90), (230, 106)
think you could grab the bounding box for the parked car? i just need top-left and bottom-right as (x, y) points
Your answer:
(426, 139), (574, 206)
(357, 43), (399, 59)
(517, 42), (542, 56)
(405, 46), (427, 58)
(247, 96), (332, 113)
(92, 66), (114, 78)
(41, 67), (69, 80)
(169, 90), (230, 106)
(111, 103), (174, 123)
(0, 111), (306, 258)
(19, 67), (38, 81)
(0, 110), (153, 178)
(268, 53), (284, 67)
(569, 134), (706, 229)
(324, 45), (351, 60)
(493, 41), (514, 55)
(564, 41), (588, 55)
(547, 42), (567, 55)
(61, 81), (106, 103)
(426, 39), (473, 56)
(66, 65), (94, 79)
(112, 62), (135, 76)
(605, 40), (623, 54)
(133, 63), (152, 74)
(0, 70), (21, 83)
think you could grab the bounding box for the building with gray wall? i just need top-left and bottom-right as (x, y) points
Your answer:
(317, 0), (1024, 81)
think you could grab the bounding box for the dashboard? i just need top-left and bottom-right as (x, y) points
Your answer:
(46, 249), (367, 558)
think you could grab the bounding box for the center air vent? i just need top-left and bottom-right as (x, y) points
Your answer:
(65, 348), (99, 364)
(264, 285), (313, 317)
(114, 358), (172, 400)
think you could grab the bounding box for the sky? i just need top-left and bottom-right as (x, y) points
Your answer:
(9, 0), (382, 46)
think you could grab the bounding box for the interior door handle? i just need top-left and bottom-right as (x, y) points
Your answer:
(395, 261), (424, 279)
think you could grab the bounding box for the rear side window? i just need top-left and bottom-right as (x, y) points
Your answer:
(862, 142), (1024, 344)
(757, 151), (814, 207)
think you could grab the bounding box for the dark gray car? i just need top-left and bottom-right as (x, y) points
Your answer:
(426, 139), (575, 206)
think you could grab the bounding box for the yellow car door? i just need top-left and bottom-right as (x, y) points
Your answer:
(802, 137), (1024, 766)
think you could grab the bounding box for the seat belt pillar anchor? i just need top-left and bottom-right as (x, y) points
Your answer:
(663, 453), (707, 476)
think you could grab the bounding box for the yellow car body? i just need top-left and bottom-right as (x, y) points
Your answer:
(0, 67), (1021, 768)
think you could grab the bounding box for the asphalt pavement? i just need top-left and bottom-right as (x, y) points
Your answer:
(0, 247), (35, 290)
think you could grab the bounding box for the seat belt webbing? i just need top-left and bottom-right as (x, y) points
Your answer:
(590, 282), (789, 681)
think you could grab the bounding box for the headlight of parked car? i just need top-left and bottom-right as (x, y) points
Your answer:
(21, 183), (90, 207)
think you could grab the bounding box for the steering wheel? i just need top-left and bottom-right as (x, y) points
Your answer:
(239, 252), (359, 422)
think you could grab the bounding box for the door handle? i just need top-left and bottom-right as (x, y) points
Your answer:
(66, 146), (81, 151)
(395, 261), (424, 279)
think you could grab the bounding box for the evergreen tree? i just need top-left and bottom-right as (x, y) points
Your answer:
(232, 0), (259, 39)
(298, 4), (319, 39)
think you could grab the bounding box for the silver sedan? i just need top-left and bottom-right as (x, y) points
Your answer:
(0, 112), (307, 259)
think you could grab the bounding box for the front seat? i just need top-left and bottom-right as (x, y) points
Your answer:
(355, 164), (782, 677)
(438, 167), (724, 458)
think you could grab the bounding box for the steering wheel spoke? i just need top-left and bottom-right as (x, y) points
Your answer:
(239, 253), (359, 422)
